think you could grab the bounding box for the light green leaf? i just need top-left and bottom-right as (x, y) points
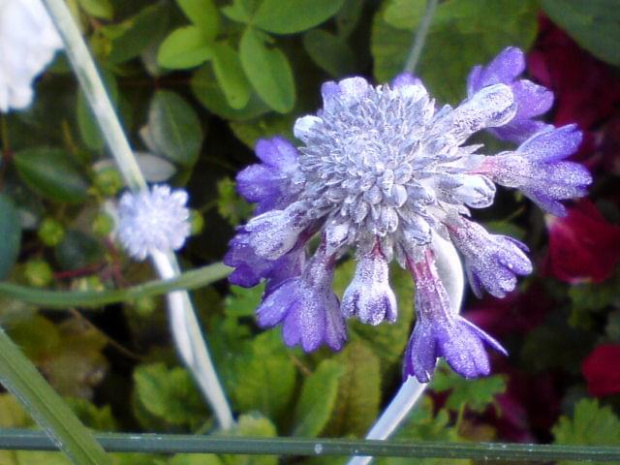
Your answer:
(0, 195), (21, 280)
(76, 0), (113, 19)
(325, 342), (381, 437)
(372, 0), (539, 103)
(240, 28), (295, 113)
(216, 177), (254, 225)
(294, 360), (345, 437)
(431, 369), (507, 413)
(212, 43), (252, 109)
(554, 398), (620, 464)
(224, 284), (265, 317)
(303, 30), (356, 77)
(541, 0), (620, 66)
(158, 27), (214, 69)
(14, 148), (89, 204)
(222, 413), (277, 465)
(191, 65), (269, 120)
(177, 0), (219, 38)
(221, 0), (251, 23)
(147, 91), (204, 167)
(253, 0), (346, 34)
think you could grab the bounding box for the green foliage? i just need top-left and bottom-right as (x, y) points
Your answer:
(431, 369), (507, 414)
(541, 0), (620, 66)
(373, 0), (539, 102)
(158, 27), (215, 69)
(221, 413), (278, 465)
(217, 177), (253, 226)
(303, 30), (356, 77)
(55, 230), (104, 271)
(13, 148), (89, 204)
(0, 194), (22, 280)
(293, 359), (345, 437)
(249, 0), (346, 35)
(553, 399), (620, 464)
(133, 363), (209, 430)
(177, 0), (220, 36)
(212, 43), (252, 110)
(76, 0), (114, 20)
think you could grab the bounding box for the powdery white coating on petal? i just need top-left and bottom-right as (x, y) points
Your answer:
(0, 0), (63, 112)
(341, 246), (397, 325)
(117, 185), (191, 260)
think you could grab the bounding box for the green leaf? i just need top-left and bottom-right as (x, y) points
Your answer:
(252, 0), (346, 34)
(228, 113), (295, 148)
(372, 0), (539, 103)
(66, 398), (118, 431)
(0, 328), (112, 464)
(0, 393), (31, 427)
(77, 70), (118, 151)
(146, 91), (204, 167)
(541, 0), (620, 66)
(0, 195), (21, 280)
(554, 398), (620, 464)
(158, 27), (214, 69)
(303, 30), (356, 77)
(222, 413), (277, 465)
(191, 65), (269, 121)
(177, 0), (219, 37)
(133, 363), (208, 428)
(224, 284), (265, 318)
(169, 454), (223, 465)
(325, 342), (381, 437)
(216, 177), (253, 225)
(240, 28), (295, 113)
(54, 230), (104, 272)
(76, 0), (113, 19)
(293, 360), (345, 437)
(431, 369), (507, 414)
(221, 0), (251, 23)
(212, 43), (252, 110)
(14, 148), (89, 204)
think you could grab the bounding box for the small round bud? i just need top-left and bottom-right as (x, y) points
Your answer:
(24, 260), (53, 288)
(38, 218), (65, 247)
(94, 167), (124, 197)
(189, 210), (204, 236)
(133, 296), (157, 317)
(92, 212), (115, 238)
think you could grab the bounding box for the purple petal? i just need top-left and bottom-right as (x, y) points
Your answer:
(519, 125), (583, 162)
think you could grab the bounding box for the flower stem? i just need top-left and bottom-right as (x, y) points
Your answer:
(403, 0), (439, 75)
(348, 236), (464, 465)
(41, 0), (234, 430)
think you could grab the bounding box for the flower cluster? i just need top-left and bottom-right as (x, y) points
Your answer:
(117, 185), (191, 260)
(0, 0), (63, 112)
(225, 47), (591, 382)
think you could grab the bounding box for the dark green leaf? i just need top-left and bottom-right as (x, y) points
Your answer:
(77, 70), (118, 152)
(191, 65), (269, 121)
(252, 0), (346, 34)
(239, 28), (295, 113)
(293, 360), (345, 437)
(212, 43), (252, 109)
(147, 91), (204, 167)
(541, 0), (620, 66)
(228, 113), (295, 149)
(177, 0), (219, 37)
(14, 148), (89, 204)
(303, 30), (356, 77)
(54, 230), (104, 272)
(158, 27), (214, 70)
(0, 195), (21, 280)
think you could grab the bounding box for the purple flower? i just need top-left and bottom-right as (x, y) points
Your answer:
(403, 250), (507, 382)
(448, 219), (532, 298)
(255, 244), (347, 352)
(226, 46), (591, 378)
(468, 47), (554, 143)
(478, 125), (592, 216)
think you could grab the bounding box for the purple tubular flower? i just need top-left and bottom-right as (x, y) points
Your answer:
(255, 244), (347, 352)
(403, 250), (507, 383)
(449, 219), (533, 298)
(341, 245), (397, 326)
(236, 136), (301, 214)
(479, 125), (592, 216)
(467, 46), (554, 143)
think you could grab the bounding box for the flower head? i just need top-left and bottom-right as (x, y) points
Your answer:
(0, 0), (63, 112)
(118, 185), (190, 260)
(227, 46), (591, 378)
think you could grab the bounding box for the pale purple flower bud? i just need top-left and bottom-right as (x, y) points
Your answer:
(117, 185), (190, 260)
(342, 246), (397, 326)
(403, 250), (507, 382)
(255, 244), (347, 352)
(449, 219), (532, 298)
(467, 47), (554, 143)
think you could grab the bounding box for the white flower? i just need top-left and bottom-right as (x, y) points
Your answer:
(0, 0), (63, 112)
(117, 185), (191, 260)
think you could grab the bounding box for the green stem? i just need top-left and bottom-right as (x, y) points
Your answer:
(0, 331), (111, 464)
(403, 0), (438, 75)
(0, 430), (619, 462)
(41, 0), (234, 429)
(0, 262), (231, 309)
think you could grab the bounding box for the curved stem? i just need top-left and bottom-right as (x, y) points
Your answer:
(403, 0), (439, 75)
(348, 236), (464, 465)
(41, 0), (234, 430)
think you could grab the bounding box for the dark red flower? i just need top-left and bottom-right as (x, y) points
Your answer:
(582, 344), (620, 397)
(544, 200), (620, 284)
